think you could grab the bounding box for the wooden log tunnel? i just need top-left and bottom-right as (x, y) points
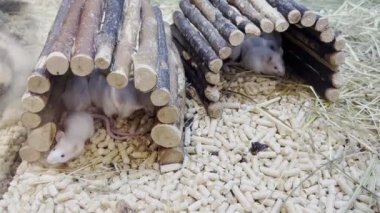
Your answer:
(21, 0), (186, 166)
(172, 0), (346, 116)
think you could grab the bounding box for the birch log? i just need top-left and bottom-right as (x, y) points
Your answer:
(314, 15), (329, 32)
(46, 0), (85, 75)
(227, 0), (273, 33)
(132, 0), (158, 93)
(71, 0), (103, 76)
(191, 0), (244, 46)
(288, 0), (317, 27)
(27, 122), (57, 152)
(27, 0), (72, 94)
(248, 0), (289, 32)
(95, 0), (125, 70)
(266, 0), (301, 24)
(19, 145), (41, 162)
(209, 0), (261, 36)
(173, 11), (222, 73)
(107, 0), (141, 88)
(21, 91), (50, 113)
(179, 0), (232, 59)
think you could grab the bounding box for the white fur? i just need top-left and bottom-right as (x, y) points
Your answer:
(46, 112), (94, 164)
(62, 76), (92, 111)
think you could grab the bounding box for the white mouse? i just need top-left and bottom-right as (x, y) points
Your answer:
(47, 111), (94, 164)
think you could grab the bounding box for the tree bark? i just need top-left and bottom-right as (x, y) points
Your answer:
(248, 0), (289, 32)
(173, 11), (223, 73)
(71, 0), (103, 76)
(209, 0), (261, 36)
(107, 0), (141, 89)
(227, 0), (274, 33)
(191, 0), (244, 46)
(46, 0), (85, 75)
(94, 0), (125, 70)
(27, 0), (72, 94)
(179, 0), (232, 59)
(266, 0), (301, 24)
(132, 0), (158, 93)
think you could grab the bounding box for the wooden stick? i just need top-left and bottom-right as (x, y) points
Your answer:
(173, 11), (223, 73)
(191, 0), (244, 46)
(19, 145), (41, 162)
(27, 122), (57, 152)
(329, 33), (346, 51)
(150, 6), (171, 107)
(266, 0), (301, 24)
(248, 0), (289, 32)
(227, 0), (273, 33)
(27, 0), (72, 94)
(21, 91), (50, 113)
(286, 26), (345, 66)
(95, 0), (125, 70)
(288, 0), (317, 27)
(46, 0), (85, 75)
(70, 0), (103, 76)
(297, 24), (336, 44)
(133, 0), (158, 93)
(314, 15), (329, 32)
(158, 147), (184, 165)
(283, 49), (339, 102)
(209, 0), (261, 36)
(151, 124), (182, 148)
(179, 0), (232, 59)
(107, 0), (141, 88)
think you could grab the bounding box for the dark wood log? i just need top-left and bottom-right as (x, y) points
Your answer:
(46, 0), (85, 75)
(133, 0), (158, 93)
(27, 0), (72, 94)
(107, 0), (141, 89)
(248, 0), (289, 32)
(173, 11), (223, 73)
(314, 15), (329, 32)
(288, 0), (317, 27)
(70, 0), (103, 76)
(227, 0), (274, 33)
(286, 26), (345, 66)
(150, 6), (171, 107)
(266, 0), (301, 24)
(283, 48), (340, 102)
(95, 0), (125, 70)
(191, 0), (244, 46)
(179, 0), (232, 59)
(209, 0), (261, 36)
(296, 24), (335, 43)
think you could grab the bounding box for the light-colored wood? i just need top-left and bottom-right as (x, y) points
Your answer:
(158, 147), (184, 165)
(21, 91), (49, 113)
(46, 0), (85, 75)
(320, 28), (335, 43)
(157, 106), (179, 124)
(108, 0), (141, 88)
(151, 124), (182, 148)
(208, 102), (223, 118)
(205, 86), (220, 102)
(19, 145), (41, 162)
(314, 16), (329, 32)
(205, 72), (220, 85)
(248, 0), (289, 32)
(300, 11), (317, 27)
(133, 0), (158, 93)
(325, 88), (340, 102)
(266, 0), (301, 24)
(21, 112), (41, 129)
(27, 122), (57, 152)
(333, 34), (346, 51)
(151, 89), (171, 107)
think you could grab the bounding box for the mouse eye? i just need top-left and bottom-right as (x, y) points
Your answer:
(61, 154), (65, 158)
(269, 45), (275, 50)
(274, 66), (278, 70)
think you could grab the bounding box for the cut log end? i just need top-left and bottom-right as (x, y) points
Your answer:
(300, 11), (317, 27)
(328, 52), (346, 66)
(244, 23), (261, 36)
(260, 19), (274, 33)
(334, 35), (346, 51)
(95, 45), (112, 70)
(70, 54), (95, 76)
(21, 93), (46, 113)
(205, 72), (220, 85)
(157, 106), (179, 124)
(288, 10), (301, 24)
(46, 52), (69, 75)
(229, 30), (245, 46)
(315, 16), (329, 32)
(205, 86), (221, 102)
(219, 47), (232, 60)
(107, 69), (129, 89)
(151, 124), (181, 148)
(158, 148), (184, 165)
(274, 20), (289, 32)
(207, 102), (223, 118)
(325, 88), (340, 102)
(320, 28), (335, 43)
(332, 73), (344, 89)
(150, 88), (171, 107)
(19, 145), (41, 162)
(21, 112), (41, 129)
(134, 65), (158, 92)
(27, 74), (50, 94)
(208, 58), (223, 73)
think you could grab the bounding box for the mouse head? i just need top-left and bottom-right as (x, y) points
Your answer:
(46, 130), (84, 164)
(263, 51), (285, 77)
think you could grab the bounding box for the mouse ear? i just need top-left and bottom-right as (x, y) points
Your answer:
(55, 130), (65, 142)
